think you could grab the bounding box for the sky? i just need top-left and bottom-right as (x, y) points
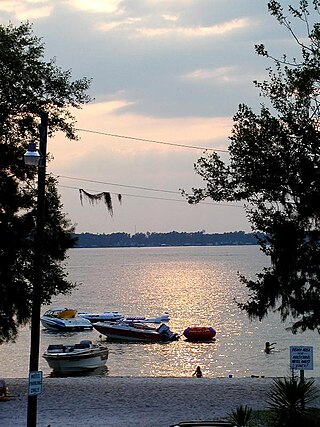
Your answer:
(0, 0), (308, 235)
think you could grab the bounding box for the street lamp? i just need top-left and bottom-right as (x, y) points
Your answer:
(24, 112), (48, 427)
(24, 142), (40, 166)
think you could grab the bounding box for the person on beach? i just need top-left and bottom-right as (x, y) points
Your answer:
(192, 366), (203, 378)
(0, 379), (7, 397)
(265, 341), (276, 354)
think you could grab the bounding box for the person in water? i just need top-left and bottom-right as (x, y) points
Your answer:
(265, 341), (276, 353)
(192, 366), (203, 378)
(0, 379), (7, 397)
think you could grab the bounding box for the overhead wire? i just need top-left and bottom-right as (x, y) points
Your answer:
(59, 184), (198, 204)
(76, 128), (229, 153)
(55, 174), (180, 195)
(55, 128), (239, 209)
(57, 180), (244, 208)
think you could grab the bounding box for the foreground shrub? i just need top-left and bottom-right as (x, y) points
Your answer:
(267, 376), (319, 426)
(228, 404), (253, 426)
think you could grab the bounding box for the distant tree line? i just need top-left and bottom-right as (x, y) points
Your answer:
(74, 231), (263, 248)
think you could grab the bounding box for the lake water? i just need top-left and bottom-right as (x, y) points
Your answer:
(1, 245), (319, 379)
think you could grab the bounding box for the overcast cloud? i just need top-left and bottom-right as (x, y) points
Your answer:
(0, 1), (311, 234)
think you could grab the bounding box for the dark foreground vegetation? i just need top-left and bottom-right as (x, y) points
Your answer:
(247, 408), (320, 427)
(183, 0), (320, 334)
(227, 376), (320, 427)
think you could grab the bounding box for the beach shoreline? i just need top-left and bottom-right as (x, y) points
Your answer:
(3, 376), (320, 427)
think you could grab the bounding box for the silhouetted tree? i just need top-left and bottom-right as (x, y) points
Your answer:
(184, 1), (320, 333)
(0, 22), (91, 342)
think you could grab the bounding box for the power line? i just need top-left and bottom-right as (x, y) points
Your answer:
(76, 128), (229, 153)
(59, 184), (195, 203)
(55, 174), (180, 194)
(58, 184), (244, 208)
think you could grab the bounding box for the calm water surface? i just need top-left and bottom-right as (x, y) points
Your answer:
(1, 246), (319, 379)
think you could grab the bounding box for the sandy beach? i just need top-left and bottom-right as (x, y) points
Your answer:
(2, 376), (320, 427)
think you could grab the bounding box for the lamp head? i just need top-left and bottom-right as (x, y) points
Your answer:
(24, 142), (40, 166)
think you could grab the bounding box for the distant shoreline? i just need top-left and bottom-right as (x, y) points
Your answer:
(73, 230), (263, 248)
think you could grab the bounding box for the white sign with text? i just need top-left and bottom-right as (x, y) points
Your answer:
(290, 346), (313, 370)
(28, 371), (43, 395)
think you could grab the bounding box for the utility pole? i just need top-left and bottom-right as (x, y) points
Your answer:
(26, 112), (48, 427)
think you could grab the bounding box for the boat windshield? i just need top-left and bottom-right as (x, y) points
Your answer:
(43, 309), (77, 318)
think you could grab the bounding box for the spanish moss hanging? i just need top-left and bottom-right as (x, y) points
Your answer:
(79, 189), (122, 217)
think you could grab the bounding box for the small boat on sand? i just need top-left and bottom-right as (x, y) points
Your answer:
(183, 326), (216, 342)
(40, 308), (93, 332)
(42, 340), (109, 374)
(93, 321), (179, 343)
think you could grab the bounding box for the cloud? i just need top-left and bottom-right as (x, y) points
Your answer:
(49, 98), (237, 234)
(0, 0), (53, 20)
(162, 14), (179, 22)
(97, 17), (142, 32)
(132, 18), (250, 38)
(67, 0), (122, 14)
(0, 0), (275, 234)
(81, 99), (231, 145)
(181, 66), (237, 83)
(95, 13), (251, 38)
(51, 98), (232, 171)
(85, 98), (135, 115)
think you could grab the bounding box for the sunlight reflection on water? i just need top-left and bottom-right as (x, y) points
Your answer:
(1, 246), (319, 379)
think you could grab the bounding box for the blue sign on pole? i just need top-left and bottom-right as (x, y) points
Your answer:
(290, 346), (313, 370)
(28, 371), (43, 395)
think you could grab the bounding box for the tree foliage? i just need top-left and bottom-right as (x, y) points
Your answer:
(184, 1), (320, 333)
(0, 22), (91, 343)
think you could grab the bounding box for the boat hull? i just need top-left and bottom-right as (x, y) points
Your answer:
(40, 316), (93, 332)
(93, 322), (178, 342)
(43, 345), (109, 373)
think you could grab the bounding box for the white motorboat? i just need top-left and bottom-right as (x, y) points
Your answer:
(124, 312), (170, 324)
(77, 311), (169, 324)
(42, 340), (109, 374)
(78, 310), (124, 323)
(93, 321), (179, 342)
(40, 308), (93, 332)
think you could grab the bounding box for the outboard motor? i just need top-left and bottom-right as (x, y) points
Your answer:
(157, 324), (179, 341)
(157, 323), (169, 334)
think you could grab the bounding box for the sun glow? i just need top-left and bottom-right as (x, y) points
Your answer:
(49, 98), (231, 172)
